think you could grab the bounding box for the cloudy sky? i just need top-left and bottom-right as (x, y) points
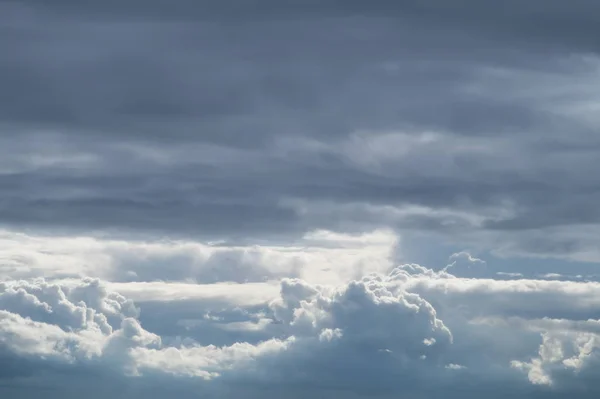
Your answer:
(1, 1), (600, 397)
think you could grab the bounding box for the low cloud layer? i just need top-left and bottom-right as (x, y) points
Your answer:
(0, 230), (599, 397)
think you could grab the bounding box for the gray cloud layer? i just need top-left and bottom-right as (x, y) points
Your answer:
(2, 1), (600, 263)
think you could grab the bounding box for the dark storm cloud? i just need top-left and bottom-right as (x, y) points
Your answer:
(1, 0), (600, 261)
(1, 0), (586, 139)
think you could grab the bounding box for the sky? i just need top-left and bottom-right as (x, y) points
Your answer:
(1, 0), (600, 397)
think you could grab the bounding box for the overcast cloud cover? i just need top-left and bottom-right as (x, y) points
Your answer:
(2, 0), (600, 397)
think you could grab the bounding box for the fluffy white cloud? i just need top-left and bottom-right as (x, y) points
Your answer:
(0, 270), (450, 383)
(0, 250), (599, 397)
(0, 228), (599, 398)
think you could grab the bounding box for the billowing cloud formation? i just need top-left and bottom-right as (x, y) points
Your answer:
(0, 273), (449, 393)
(0, 229), (599, 398)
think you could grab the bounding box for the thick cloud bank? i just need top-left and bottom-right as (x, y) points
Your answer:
(2, 0), (600, 264)
(0, 230), (599, 398)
